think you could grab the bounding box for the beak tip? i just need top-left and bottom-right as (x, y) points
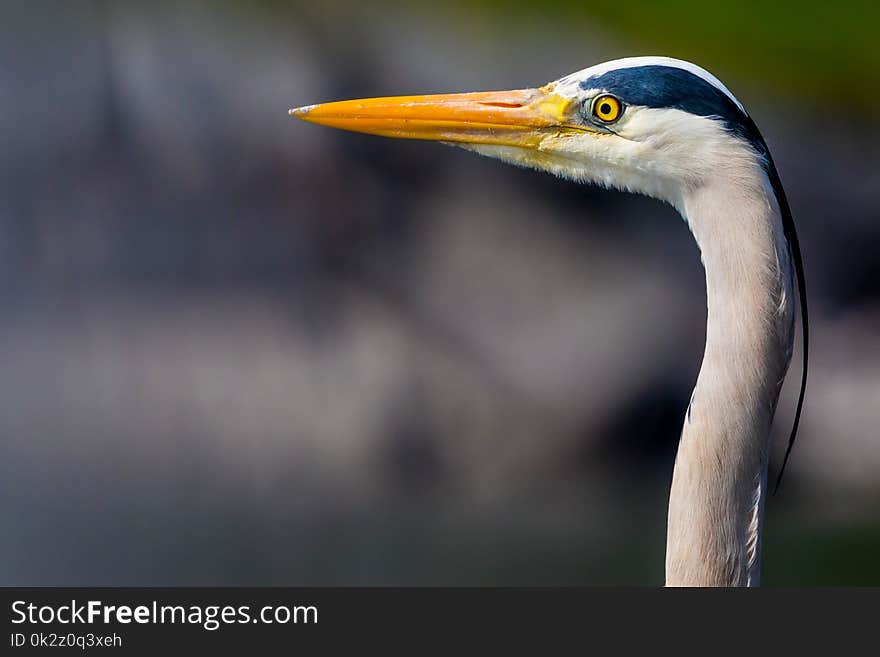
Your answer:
(289, 105), (316, 119)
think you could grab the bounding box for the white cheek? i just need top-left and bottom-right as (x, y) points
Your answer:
(617, 108), (762, 188)
(456, 108), (764, 213)
(537, 131), (679, 202)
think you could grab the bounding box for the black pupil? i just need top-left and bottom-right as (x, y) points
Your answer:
(600, 102), (612, 116)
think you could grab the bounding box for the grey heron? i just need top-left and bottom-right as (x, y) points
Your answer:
(290, 56), (808, 587)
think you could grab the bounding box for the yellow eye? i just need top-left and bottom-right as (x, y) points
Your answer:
(592, 95), (622, 123)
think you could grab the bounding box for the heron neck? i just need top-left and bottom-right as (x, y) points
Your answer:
(665, 174), (794, 586)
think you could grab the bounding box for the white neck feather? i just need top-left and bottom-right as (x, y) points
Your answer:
(665, 165), (794, 587)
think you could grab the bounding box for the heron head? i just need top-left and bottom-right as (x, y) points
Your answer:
(291, 57), (766, 210)
(290, 57), (809, 497)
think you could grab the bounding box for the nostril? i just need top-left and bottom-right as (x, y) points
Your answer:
(479, 101), (524, 108)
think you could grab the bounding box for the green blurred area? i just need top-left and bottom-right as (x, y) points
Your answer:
(764, 524), (880, 585)
(242, 0), (879, 108)
(461, 0), (878, 107)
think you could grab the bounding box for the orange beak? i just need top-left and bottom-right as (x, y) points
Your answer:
(289, 87), (576, 147)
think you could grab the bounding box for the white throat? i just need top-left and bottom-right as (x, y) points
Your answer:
(665, 162), (794, 586)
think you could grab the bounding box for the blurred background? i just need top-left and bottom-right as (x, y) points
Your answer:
(1, 0), (878, 585)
